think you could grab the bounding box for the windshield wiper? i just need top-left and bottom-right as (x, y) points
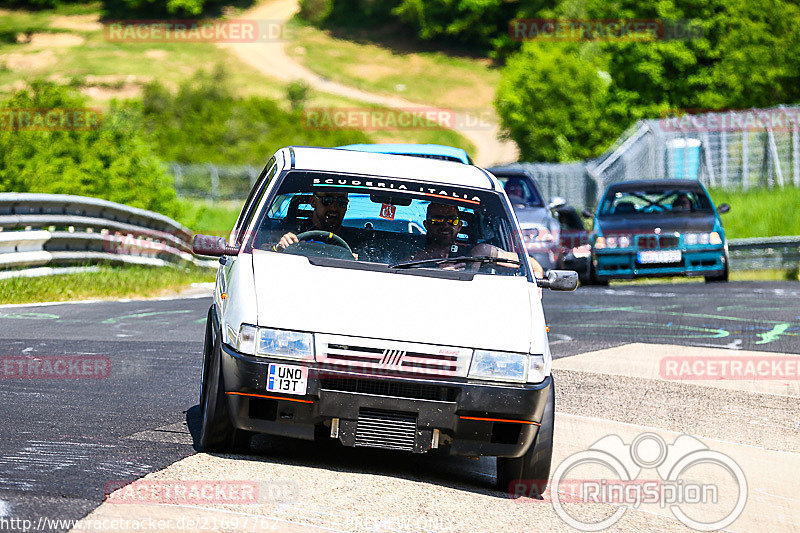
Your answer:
(389, 255), (522, 269)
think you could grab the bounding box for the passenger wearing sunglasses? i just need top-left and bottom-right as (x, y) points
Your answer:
(274, 192), (351, 251)
(406, 202), (540, 275)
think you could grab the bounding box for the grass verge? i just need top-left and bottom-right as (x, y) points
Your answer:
(0, 264), (215, 305)
(605, 268), (798, 286)
(176, 198), (242, 236)
(708, 186), (800, 239)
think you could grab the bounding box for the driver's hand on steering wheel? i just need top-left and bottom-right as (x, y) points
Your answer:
(273, 232), (299, 252)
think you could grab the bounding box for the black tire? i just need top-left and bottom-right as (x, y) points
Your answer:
(199, 308), (214, 411)
(497, 379), (555, 498)
(587, 260), (609, 286)
(705, 254), (730, 283)
(199, 337), (253, 453)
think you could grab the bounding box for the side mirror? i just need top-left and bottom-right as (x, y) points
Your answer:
(536, 269), (579, 291)
(549, 196), (567, 209)
(717, 203), (730, 214)
(581, 208), (593, 218)
(192, 234), (240, 257)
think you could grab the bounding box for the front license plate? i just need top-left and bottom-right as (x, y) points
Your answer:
(266, 364), (308, 395)
(637, 250), (682, 264)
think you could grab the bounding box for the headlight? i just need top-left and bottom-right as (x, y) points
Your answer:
(618, 235), (632, 248)
(258, 328), (314, 361)
(710, 231), (722, 245)
(521, 226), (554, 248)
(684, 232), (720, 245)
(685, 233), (699, 245)
(469, 350), (527, 383)
(606, 236), (618, 248)
(237, 324), (258, 355)
(594, 236), (606, 249)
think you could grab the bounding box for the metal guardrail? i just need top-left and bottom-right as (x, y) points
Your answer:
(0, 193), (216, 277)
(727, 235), (800, 271)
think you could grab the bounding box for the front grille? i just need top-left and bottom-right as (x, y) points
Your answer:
(320, 377), (459, 402)
(355, 409), (417, 451)
(315, 334), (472, 378)
(659, 235), (679, 248)
(637, 235), (659, 249)
(637, 234), (679, 249)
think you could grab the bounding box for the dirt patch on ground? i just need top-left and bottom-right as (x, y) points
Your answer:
(49, 14), (103, 32)
(2, 49), (58, 71)
(144, 49), (169, 60)
(80, 84), (142, 101)
(27, 32), (85, 49)
(347, 63), (398, 82)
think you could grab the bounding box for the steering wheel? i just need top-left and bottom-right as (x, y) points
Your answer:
(295, 230), (353, 254)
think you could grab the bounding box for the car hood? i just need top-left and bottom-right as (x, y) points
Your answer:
(513, 206), (556, 229)
(251, 250), (533, 353)
(596, 214), (717, 234)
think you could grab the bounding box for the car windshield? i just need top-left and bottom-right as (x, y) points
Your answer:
(495, 175), (545, 207)
(599, 187), (713, 217)
(249, 171), (528, 277)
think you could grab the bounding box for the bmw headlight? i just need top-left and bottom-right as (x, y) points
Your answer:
(684, 232), (722, 246)
(258, 328), (314, 361)
(469, 350), (528, 383)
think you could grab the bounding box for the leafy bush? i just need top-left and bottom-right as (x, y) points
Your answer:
(0, 82), (179, 217)
(140, 66), (370, 166)
(101, 0), (255, 17)
(286, 80), (311, 111)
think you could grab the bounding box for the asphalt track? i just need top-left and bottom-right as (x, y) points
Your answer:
(0, 281), (798, 532)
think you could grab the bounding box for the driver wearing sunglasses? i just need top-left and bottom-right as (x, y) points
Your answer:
(274, 192), (350, 251)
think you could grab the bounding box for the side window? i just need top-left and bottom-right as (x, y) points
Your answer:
(232, 159), (277, 244)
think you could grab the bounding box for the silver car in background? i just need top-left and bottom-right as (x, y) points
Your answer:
(488, 168), (565, 271)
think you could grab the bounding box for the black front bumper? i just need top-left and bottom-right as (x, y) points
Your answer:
(218, 341), (551, 458)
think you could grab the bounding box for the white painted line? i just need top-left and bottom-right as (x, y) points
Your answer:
(0, 499), (10, 518)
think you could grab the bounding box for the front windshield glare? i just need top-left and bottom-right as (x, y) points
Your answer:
(599, 188), (713, 217)
(250, 172), (527, 276)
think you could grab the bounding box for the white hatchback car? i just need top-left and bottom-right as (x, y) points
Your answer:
(193, 147), (577, 495)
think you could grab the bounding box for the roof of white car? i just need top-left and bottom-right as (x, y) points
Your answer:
(285, 146), (498, 190)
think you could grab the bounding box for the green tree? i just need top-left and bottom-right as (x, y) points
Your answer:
(0, 82), (179, 217)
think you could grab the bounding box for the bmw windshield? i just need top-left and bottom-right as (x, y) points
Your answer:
(599, 187), (714, 217)
(249, 171), (529, 278)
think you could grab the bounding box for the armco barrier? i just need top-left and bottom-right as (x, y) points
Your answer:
(727, 235), (800, 271)
(0, 193), (215, 276)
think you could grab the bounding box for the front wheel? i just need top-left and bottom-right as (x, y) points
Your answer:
(199, 341), (253, 453)
(497, 379), (555, 497)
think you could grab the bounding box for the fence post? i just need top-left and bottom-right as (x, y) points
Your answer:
(720, 130), (728, 188)
(208, 164), (219, 201)
(742, 130), (749, 190)
(701, 133), (715, 187)
(793, 118), (800, 187)
(172, 163), (183, 194)
(766, 127), (784, 187)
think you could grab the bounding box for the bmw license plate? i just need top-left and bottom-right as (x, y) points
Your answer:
(637, 250), (682, 264)
(266, 364), (308, 395)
